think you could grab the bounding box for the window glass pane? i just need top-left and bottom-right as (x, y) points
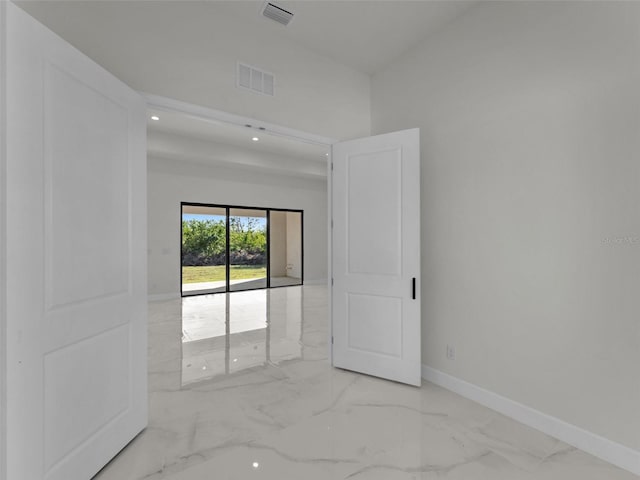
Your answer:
(181, 205), (227, 296)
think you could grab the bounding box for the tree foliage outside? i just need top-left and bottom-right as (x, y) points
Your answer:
(182, 217), (266, 266)
(229, 217), (266, 254)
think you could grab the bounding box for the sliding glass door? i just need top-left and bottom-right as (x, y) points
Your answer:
(181, 205), (227, 295)
(181, 203), (303, 296)
(229, 208), (267, 292)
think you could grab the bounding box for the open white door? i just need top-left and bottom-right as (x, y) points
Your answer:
(331, 129), (421, 386)
(4, 3), (147, 479)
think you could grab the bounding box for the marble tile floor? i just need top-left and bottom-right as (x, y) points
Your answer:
(93, 285), (638, 480)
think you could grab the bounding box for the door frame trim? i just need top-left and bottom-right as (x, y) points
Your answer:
(141, 93), (337, 362)
(0, 2), (7, 479)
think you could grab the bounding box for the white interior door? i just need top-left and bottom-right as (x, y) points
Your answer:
(332, 129), (421, 386)
(4, 3), (147, 479)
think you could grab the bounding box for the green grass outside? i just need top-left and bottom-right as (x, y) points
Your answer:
(182, 265), (266, 284)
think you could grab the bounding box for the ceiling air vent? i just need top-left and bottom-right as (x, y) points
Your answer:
(261, 2), (294, 26)
(237, 62), (275, 96)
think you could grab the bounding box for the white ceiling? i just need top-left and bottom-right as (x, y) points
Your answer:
(17, 0), (474, 175)
(147, 109), (329, 163)
(147, 109), (329, 175)
(211, 1), (475, 74)
(147, 111), (329, 179)
(17, 0), (475, 75)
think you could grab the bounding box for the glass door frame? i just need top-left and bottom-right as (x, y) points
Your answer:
(180, 202), (304, 297)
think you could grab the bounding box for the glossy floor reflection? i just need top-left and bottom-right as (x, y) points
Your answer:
(181, 288), (303, 385)
(93, 285), (638, 480)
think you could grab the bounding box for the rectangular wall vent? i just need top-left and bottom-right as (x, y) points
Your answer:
(261, 2), (294, 26)
(237, 63), (275, 96)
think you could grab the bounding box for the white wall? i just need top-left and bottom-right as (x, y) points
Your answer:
(148, 157), (327, 296)
(286, 212), (302, 279)
(372, 1), (640, 452)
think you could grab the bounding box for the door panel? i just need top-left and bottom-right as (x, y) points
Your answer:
(45, 62), (130, 307)
(43, 325), (131, 470)
(347, 149), (402, 276)
(5, 3), (147, 479)
(332, 129), (421, 386)
(347, 293), (402, 357)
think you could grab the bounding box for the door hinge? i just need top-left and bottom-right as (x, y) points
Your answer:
(331, 336), (334, 344)
(331, 162), (334, 171)
(331, 278), (334, 286)
(331, 219), (333, 228)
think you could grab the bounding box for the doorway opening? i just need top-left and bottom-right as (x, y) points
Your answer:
(181, 202), (303, 296)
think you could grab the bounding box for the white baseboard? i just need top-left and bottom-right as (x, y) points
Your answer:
(422, 365), (640, 476)
(148, 292), (180, 302)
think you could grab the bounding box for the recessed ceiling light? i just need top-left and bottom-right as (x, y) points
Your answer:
(325, 153), (329, 156)
(252, 462), (259, 469)
(151, 115), (160, 121)
(252, 137), (259, 142)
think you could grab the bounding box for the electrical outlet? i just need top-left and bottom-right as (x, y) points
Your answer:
(446, 344), (456, 360)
